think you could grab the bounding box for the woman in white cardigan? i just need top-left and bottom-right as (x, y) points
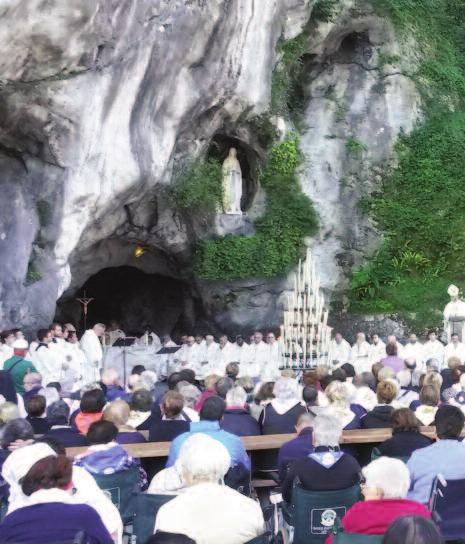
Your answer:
(155, 433), (264, 544)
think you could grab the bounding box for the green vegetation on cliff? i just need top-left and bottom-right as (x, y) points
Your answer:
(194, 134), (318, 280)
(349, 0), (465, 331)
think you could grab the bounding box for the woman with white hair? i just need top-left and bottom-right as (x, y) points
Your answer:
(3, 442), (123, 542)
(395, 370), (419, 408)
(282, 412), (361, 504)
(259, 377), (306, 435)
(155, 433), (264, 544)
(324, 457), (431, 544)
(221, 386), (260, 437)
(325, 381), (361, 430)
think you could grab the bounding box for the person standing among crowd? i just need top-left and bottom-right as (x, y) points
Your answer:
(80, 324), (105, 384)
(3, 340), (36, 395)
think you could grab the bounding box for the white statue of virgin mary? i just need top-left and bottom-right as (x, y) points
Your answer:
(222, 148), (242, 214)
(444, 284), (465, 342)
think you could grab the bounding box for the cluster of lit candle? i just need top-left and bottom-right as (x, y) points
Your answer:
(280, 249), (332, 369)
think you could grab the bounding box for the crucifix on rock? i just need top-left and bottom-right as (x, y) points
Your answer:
(76, 291), (94, 332)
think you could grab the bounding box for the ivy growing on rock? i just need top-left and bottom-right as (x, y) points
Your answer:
(171, 158), (223, 214)
(349, 0), (465, 331)
(194, 134), (318, 280)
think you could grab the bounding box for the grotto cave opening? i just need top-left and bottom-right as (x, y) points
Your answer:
(55, 266), (211, 338)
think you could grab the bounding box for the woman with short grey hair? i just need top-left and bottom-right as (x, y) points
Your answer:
(325, 457), (431, 544)
(155, 433), (265, 543)
(259, 377), (306, 435)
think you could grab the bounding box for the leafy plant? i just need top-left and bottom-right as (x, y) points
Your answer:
(194, 134), (318, 280)
(312, 0), (338, 22)
(271, 34), (308, 115)
(25, 257), (41, 286)
(346, 137), (367, 158)
(171, 158), (223, 213)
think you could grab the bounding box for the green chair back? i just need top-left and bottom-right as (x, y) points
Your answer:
(290, 484), (361, 544)
(132, 492), (175, 543)
(333, 533), (384, 543)
(93, 466), (140, 524)
(371, 447), (409, 463)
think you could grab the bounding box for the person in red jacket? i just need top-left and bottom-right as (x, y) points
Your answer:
(325, 457), (430, 544)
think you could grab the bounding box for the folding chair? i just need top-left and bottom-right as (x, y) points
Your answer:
(93, 466), (140, 525)
(333, 533), (384, 543)
(286, 484), (361, 544)
(429, 475), (465, 541)
(132, 493), (175, 543)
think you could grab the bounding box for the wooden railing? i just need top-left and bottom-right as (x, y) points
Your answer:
(66, 426), (439, 458)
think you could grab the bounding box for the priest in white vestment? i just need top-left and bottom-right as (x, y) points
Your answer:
(262, 332), (282, 380)
(213, 336), (237, 376)
(329, 333), (351, 368)
(403, 334), (425, 371)
(444, 333), (465, 364)
(178, 336), (204, 376)
(369, 334), (386, 364)
(61, 327), (87, 391)
(247, 332), (268, 379)
(423, 331), (445, 368)
(234, 336), (252, 377)
(80, 324), (105, 384)
(350, 332), (371, 373)
(30, 329), (62, 386)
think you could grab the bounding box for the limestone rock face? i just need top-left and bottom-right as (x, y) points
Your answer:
(0, 0), (421, 338)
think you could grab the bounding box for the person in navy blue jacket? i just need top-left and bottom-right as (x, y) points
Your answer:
(221, 386), (260, 437)
(149, 391), (190, 443)
(44, 400), (88, 448)
(278, 412), (314, 481)
(0, 454), (113, 543)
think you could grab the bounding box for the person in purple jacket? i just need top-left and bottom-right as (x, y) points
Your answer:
(0, 454), (113, 543)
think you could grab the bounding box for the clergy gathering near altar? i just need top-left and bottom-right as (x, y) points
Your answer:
(0, 308), (464, 543)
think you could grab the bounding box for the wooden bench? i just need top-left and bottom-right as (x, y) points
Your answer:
(66, 426), (440, 458)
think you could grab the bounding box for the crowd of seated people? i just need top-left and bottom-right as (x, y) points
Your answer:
(1, 324), (465, 542)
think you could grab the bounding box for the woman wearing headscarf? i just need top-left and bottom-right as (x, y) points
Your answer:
(2, 442), (123, 542)
(0, 453), (113, 543)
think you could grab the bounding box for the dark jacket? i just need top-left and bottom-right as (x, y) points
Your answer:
(377, 430), (433, 458)
(26, 416), (51, 435)
(149, 420), (190, 442)
(282, 446), (361, 503)
(115, 431), (147, 445)
(278, 427), (313, 481)
(221, 408), (261, 437)
(361, 405), (395, 429)
(45, 426), (88, 448)
(0, 502), (113, 544)
(259, 402), (307, 435)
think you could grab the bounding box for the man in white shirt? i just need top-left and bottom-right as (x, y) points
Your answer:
(423, 331), (445, 369)
(403, 334), (425, 371)
(178, 336), (203, 375)
(329, 333), (351, 368)
(214, 335), (236, 376)
(29, 328), (62, 386)
(369, 333), (386, 364)
(80, 323), (105, 384)
(350, 332), (371, 373)
(249, 332), (269, 378)
(262, 332), (281, 380)
(236, 335), (260, 378)
(444, 333), (465, 364)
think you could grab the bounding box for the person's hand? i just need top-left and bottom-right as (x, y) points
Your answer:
(8, 439), (34, 451)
